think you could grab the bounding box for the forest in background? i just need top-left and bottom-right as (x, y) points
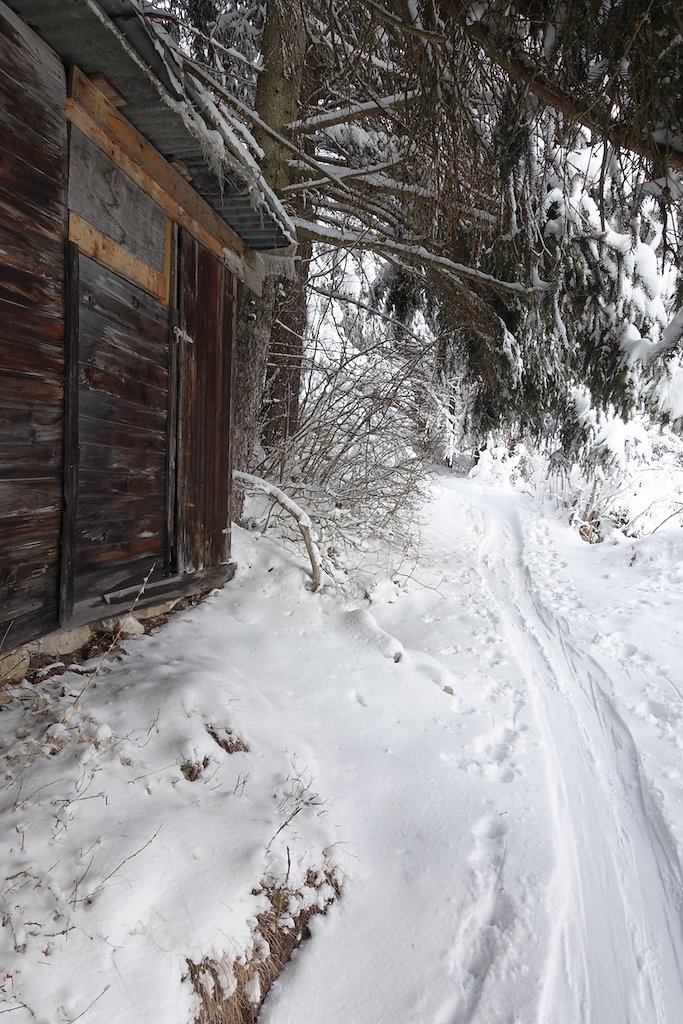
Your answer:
(144, 0), (683, 566)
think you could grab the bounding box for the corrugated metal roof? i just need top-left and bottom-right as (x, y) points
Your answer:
(6, 0), (294, 251)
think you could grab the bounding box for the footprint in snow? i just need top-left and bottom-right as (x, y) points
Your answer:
(458, 723), (523, 784)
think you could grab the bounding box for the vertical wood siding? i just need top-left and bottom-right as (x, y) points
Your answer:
(73, 254), (170, 604)
(0, 4), (66, 648)
(177, 232), (233, 573)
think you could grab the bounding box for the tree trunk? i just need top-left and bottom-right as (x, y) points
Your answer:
(261, 236), (311, 450)
(231, 279), (276, 519)
(252, 0), (309, 455)
(230, 0), (308, 511)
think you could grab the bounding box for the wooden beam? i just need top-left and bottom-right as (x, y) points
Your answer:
(163, 217), (173, 307)
(89, 73), (126, 108)
(66, 67), (264, 295)
(69, 210), (167, 302)
(59, 241), (79, 625)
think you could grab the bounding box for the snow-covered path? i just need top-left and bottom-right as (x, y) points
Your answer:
(262, 474), (683, 1024)
(459, 487), (683, 1024)
(3, 473), (683, 1024)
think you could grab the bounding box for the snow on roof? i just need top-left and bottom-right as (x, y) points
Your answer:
(6, 0), (295, 251)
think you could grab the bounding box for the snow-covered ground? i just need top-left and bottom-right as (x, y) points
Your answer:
(2, 471), (683, 1023)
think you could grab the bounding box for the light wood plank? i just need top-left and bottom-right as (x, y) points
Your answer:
(69, 211), (167, 302)
(89, 73), (126, 108)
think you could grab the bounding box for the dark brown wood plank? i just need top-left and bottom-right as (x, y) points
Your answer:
(0, 261), (64, 311)
(0, 64), (64, 143)
(73, 257), (171, 604)
(165, 223), (179, 573)
(0, 603), (60, 654)
(176, 232), (233, 572)
(0, 172), (65, 242)
(78, 388), (166, 434)
(177, 231), (199, 572)
(0, 478), (62, 518)
(0, 0), (67, 649)
(78, 365), (168, 412)
(78, 331), (168, 393)
(77, 415), (165, 452)
(79, 306), (168, 372)
(0, 109), (65, 185)
(78, 465), (166, 499)
(0, 6), (65, 95)
(0, 337), (64, 378)
(222, 279), (236, 559)
(0, 371), (63, 407)
(60, 242), (79, 623)
(76, 532), (165, 571)
(0, 444), (62, 472)
(77, 490), (166, 519)
(78, 440), (167, 476)
(69, 128), (167, 274)
(0, 510), (62, 559)
(0, 401), (62, 437)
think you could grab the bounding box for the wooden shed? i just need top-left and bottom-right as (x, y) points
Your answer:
(0, 0), (294, 651)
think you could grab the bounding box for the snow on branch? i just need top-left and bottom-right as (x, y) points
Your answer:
(443, 4), (683, 175)
(289, 91), (421, 134)
(364, 0), (447, 42)
(294, 219), (547, 295)
(282, 159), (404, 195)
(181, 58), (354, 195)
(234, 472), (323, 592)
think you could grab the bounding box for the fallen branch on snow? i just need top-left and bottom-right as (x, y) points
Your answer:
(234, 471), (323, 591)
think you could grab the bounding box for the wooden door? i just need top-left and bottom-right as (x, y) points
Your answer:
(71, 255), (170, 611)
(176, 231), (234, 573)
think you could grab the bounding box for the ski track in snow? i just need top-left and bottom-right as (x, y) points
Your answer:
(459, 484), (683, 1024)
(258, 475), (683, 1024)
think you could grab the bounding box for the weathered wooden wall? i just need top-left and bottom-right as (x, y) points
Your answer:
(1, 9), (240, 648)
(0, 3), (66, 649)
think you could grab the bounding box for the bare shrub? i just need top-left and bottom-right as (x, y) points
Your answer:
(206, 725), (250, 754)
(187, 875), (339, 1024)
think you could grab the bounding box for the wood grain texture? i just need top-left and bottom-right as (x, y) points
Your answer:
(0, 2), (66, 649)
(73, 255), (170, 602)
(69, 211), (167, 302)
(69, 127), (167, 273)
(177, 231), (231, 573)
(60, 242), (79, 623)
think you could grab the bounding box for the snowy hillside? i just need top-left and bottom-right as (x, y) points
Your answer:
(2, 472), (683, 1023)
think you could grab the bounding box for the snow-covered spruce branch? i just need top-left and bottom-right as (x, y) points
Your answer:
(180, 58), (354, 194)
(234, 472), (323, 592)
(442, 3), (683, 175)
(364, 0), (447, 42)
(142, 8), (263, 75)
(283, 158), (406, 195)
(294, 219), (546, 295)
(309, 285), (436, 348)
(288, 91), (421, 134)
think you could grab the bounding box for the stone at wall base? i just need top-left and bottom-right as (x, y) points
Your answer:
(25, 625), (94, 658)
(0, 647), (30, 687)
(99, 614), (146, 637)
(137, 599), (178, 621)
